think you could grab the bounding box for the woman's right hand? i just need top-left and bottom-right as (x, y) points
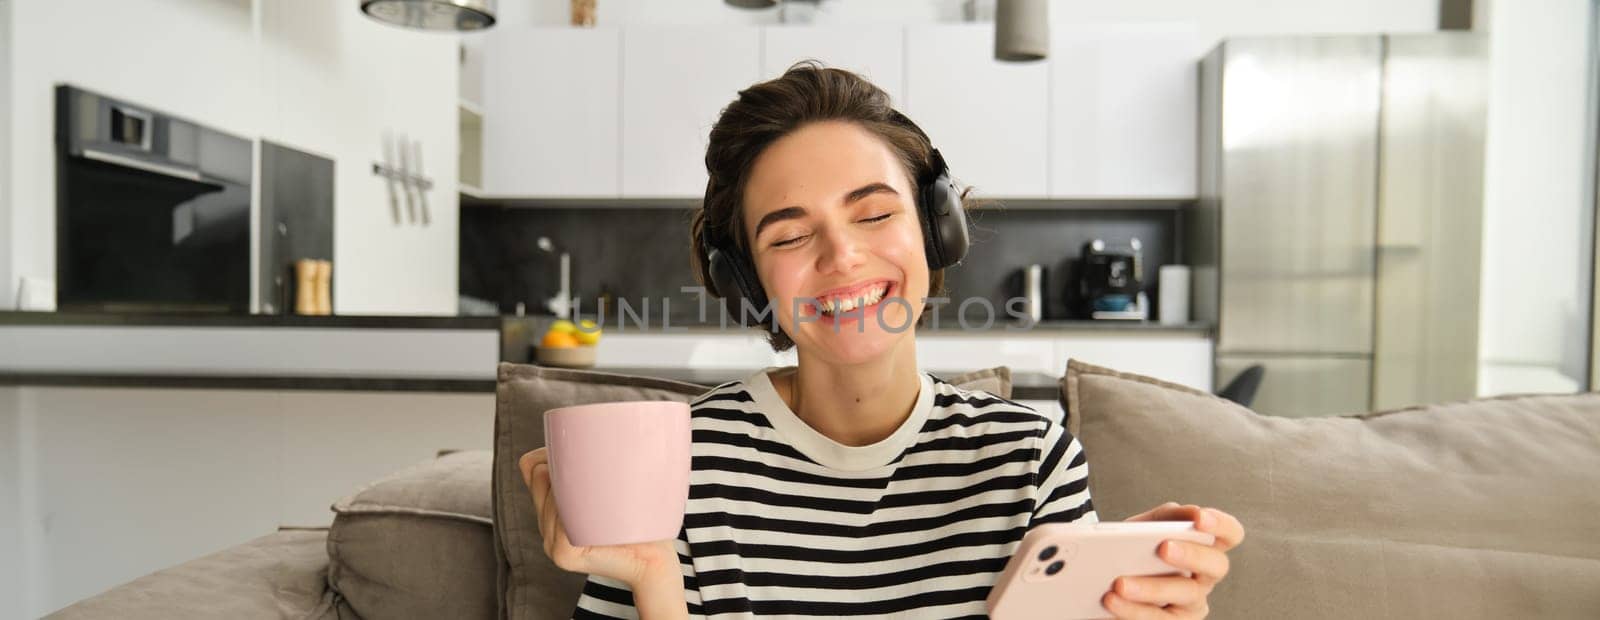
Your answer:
(518, 448), (682, 589)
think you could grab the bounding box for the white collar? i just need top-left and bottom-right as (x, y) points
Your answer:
(744, 367), (935, 472)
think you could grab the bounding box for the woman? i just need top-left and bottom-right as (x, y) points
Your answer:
(521, 63), (1244, 619)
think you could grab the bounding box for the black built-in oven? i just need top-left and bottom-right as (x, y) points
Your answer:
(55, 85), (252, 312)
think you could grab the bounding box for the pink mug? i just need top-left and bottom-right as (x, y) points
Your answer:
(543, 400), (692, 547)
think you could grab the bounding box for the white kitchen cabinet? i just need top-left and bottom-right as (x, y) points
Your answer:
(16, 385), (493, 614)
(581, 328), (1212, 392)
(482, 27), (621, 197)
(596, 331), (788, 369)
(761, 25), (906, 106)
(913, 330), (1213, 392)
(621, 26), (761, 198)
(1049, 24), (1207, 198)
(915, 333), (1060, 375)
(904, 24), (1050, 198)
(1054, 331), (1214, 391)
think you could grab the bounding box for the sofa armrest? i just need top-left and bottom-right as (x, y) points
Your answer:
(46, 528), (351, 620)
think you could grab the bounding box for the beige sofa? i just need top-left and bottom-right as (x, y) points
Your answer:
(50, 362), (1600, 619)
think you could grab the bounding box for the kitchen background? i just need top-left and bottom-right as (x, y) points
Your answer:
(2, 0), (1597, 616)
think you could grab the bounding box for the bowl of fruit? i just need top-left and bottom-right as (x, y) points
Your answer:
(535, 319), (602, 368)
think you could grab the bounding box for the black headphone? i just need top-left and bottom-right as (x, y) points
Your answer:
(701, 110), (970, 324)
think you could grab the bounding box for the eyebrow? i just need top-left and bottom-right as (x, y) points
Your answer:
(752, 182), (899, 240)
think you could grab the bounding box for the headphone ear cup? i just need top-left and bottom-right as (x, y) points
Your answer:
(920, 169), (970, 269)
(707, 245), (768, 325)
(707, 246), (744, 308)
(731, 253), (768, 321)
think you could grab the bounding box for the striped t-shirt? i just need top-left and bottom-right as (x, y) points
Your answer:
(573, 368), (1097, 619)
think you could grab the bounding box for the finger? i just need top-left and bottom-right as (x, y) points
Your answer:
(1116, 575), (1205, 608)
(522, 451), (552, 517)
(1198, 507), (1245, 552)
(522, 455), (558, 546)
(1102, 591), (1175, 620)
(1160, 540), (1229, 585)
(518, 448), (548, 488)
(542, 476), (566, 552)
(536, 465), (561, 546)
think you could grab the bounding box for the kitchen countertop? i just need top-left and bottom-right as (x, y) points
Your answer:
(0, 372), (496, 393)
(500, 313), (1213, 334)
(577, 366), (1063, 401)
(0, 365), (1063, 400)
(1, 312), (503, 392)
(0, 311), (1182, 398)
(0, 310), (501, 329)
(0, 311), (1208, 334)
(926, 319), (1211, 334)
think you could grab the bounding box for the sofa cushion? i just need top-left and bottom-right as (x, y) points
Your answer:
(1059, 359), (1600, 620)
(328, 449), (496, 620)
(492, 363), (1016, 620)
(48, 528), (348, 620)
(942, 366), (1012, 399)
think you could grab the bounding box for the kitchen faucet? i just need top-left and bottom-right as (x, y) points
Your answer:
(535, 236), (572, 319)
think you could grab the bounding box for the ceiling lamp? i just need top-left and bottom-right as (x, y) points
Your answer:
(360, 0), (497, 32)
(995, 0), (1048, 61)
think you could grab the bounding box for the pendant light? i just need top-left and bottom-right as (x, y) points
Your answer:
(360, 0), (497, 32)
(995, 0), (1048, 61)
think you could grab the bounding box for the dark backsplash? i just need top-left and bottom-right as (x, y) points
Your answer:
(460, 201), (1185, 323)
(460, 206), (702, 319)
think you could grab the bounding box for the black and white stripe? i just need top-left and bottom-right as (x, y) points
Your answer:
(573, 371), (1096, 619)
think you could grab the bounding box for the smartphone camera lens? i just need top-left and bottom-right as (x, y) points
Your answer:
(1045, 560), (1065, 576)
(1037, 545), (1058, 561)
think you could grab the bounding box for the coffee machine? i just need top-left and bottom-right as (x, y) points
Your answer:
(1072, 238), (1148, 320)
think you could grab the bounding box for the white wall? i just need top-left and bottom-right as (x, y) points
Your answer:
(0, 0), (461, 315)
(0, 0), (12, 311)
(260, 0), (461, 315)
(0, 5), (16, 613)
(1477, 0), (1596, 395)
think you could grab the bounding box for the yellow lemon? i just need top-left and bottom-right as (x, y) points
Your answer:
(547, 320), (577, 335)
(574, 319), (602, 345)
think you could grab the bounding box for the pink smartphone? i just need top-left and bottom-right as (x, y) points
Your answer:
(986, 521), (1216, 620)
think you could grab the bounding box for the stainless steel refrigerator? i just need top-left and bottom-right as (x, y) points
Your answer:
(1192, 34), (1489, 417)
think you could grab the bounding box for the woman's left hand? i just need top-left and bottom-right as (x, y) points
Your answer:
(1104, 502), (1246, 619)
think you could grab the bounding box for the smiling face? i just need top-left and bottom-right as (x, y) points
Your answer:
(741, 120), (931, 365)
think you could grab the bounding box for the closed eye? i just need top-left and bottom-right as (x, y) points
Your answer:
(770, 212), (891, 248)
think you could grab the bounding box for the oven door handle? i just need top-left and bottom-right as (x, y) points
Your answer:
(80, 148), (204, 182)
